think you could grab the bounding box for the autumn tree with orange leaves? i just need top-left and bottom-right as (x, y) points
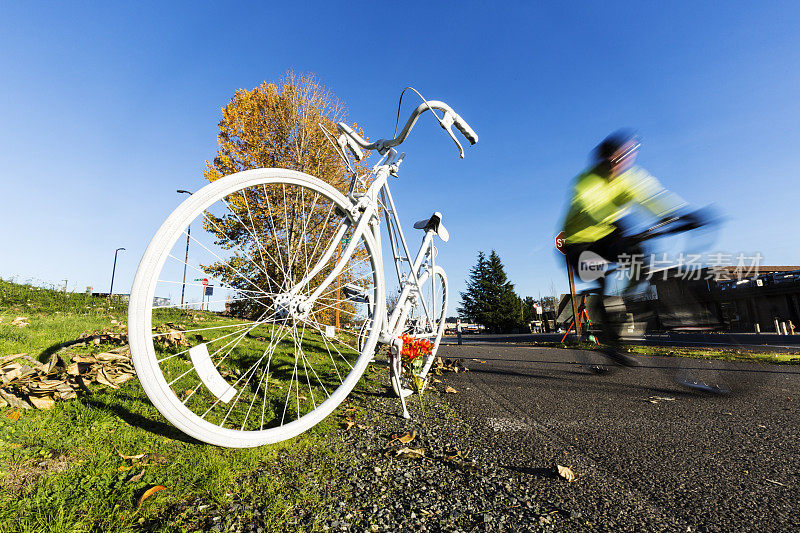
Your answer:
(201, 72), (370, 320)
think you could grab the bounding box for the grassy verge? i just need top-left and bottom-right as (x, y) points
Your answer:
(0, 279), (371, 532)
(530, 339), (800, 365)
(623, 344), (800, 364)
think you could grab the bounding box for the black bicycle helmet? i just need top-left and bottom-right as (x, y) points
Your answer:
(592, 129), (640, 165)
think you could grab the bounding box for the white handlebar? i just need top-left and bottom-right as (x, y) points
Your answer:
(336, 100), (478, 159)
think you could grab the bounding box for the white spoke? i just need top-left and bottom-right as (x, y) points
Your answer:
(168, 311), (273, 388)
(152, 318), (270, 339)
(282, 184), (292, 286)
(240, 187), (273, 279)
(153, 294), (273, 310)
(305, 197), (333, 274)
(262, 184), (289, 284)
(199, 202), (279, 285)
(158, 315), (275, 364)
(302, 314), (357, 370)
(183, 229), (268, 295)
(200, 321), (292, 422)
(157, 277), (274, 298)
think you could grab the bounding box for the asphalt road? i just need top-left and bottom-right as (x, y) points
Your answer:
(436, 344), (799, 532)
(443, 332), (800, 351)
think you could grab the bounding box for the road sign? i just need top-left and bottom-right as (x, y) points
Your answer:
(555, 231), (567, 255)
(341, 237), (351, 245)
(202, 278), (209, 287)
(205, 286), (213, 296)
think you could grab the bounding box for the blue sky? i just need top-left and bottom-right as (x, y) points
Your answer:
(2, 2), (799, 315)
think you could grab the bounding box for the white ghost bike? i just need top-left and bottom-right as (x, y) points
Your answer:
(128, 90), (478, 447)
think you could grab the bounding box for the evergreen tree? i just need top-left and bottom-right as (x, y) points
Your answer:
(459, 250), (525, 333)
(457, 251), (488, 325)
(484, 250), (522, 332)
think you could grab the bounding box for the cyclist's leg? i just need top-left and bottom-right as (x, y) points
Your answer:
(565, 241), (616, 371)
(590, 231), (640, 366)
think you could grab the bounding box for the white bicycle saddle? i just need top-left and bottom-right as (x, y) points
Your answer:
(413, 211), (449, 242)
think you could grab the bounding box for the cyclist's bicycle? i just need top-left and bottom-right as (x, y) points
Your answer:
(128, 89), (477, 447)
(572, 211), (732, 394)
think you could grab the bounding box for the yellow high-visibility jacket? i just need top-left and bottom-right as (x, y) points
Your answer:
(561, 165), (686, 244)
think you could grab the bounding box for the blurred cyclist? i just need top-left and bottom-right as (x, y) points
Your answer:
(560, 130), (692, 365)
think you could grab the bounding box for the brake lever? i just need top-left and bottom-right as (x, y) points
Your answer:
(338, 133), (364, 162)
(440, 111), (465, 158)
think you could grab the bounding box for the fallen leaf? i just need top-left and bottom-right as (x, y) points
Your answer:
(648, 396), (676, 404)
(137, 485), (166, 508)
(0, 389), (32, 409)
(0, 353), (31, 366)
(29, 379), (64, 392)
(95, 368), (120, 389)
(395, 447), (425, 459)
(119, 465), (133, 472)
(40, 354), (61, 374)
(445, 386), (458, 394)
(112, 372), (134, 385)
(28, 395), (55, 410)
(11, 317), (29, 327)
(390, 429), (417, 445)
(5, 410), (21, 421)
(129, 469), (145, 483)
(557, 465), (576, 482)
(117, 450), (146, 461)
(342, 419), (355, 431)
(107, 346), (131, 354)
(95, 352), (129, 363)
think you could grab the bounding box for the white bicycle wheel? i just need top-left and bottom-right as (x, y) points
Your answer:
(392, 266), (448, 395)
(129, 168), (384, 448)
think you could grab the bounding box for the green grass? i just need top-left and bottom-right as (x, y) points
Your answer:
(533, 338), (800, 365)
(623, 344), (800, 364)
(0, 278), (375, 532)
(147, 308), (361, 431)
(0, 280), (127, 361)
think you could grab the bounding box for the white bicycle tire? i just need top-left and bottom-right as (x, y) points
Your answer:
(417, 266), (448, 379)
(129, 168), (384, 448)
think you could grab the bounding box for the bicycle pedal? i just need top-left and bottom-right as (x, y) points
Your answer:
(342, 283), (369, 303)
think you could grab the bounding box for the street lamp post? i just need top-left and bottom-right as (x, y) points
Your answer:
(177, 190), (193, 309)
(110, 247), (125, 295)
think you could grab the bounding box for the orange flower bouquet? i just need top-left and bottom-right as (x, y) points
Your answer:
(397, 334), (434, 388)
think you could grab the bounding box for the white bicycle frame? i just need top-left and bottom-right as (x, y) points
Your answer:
(283, 98), (477, 416)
